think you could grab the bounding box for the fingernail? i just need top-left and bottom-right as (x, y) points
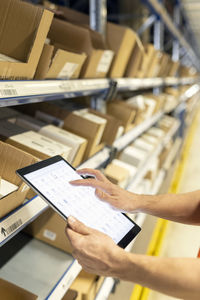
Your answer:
(68, 216), (76, 224)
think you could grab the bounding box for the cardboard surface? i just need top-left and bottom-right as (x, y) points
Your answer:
(7, 131), (72, 161)
(0, 279), (37, 300)
(0, 141), (38, 218)
(125, 33), (145, 78)
(106, 22), (136, 78)
(35, 43), (87, 79)
(139, 44), (156, 78)
(120, 146), (147, 167)
(89, 109), (123, 145)
(104, 163), (129, 188)
(107, 100), (137, 132)
(26, 208), (73, 254)
(0, 0), (53, 79)
(70, 271), (99, 300)
(63, 113), (105, 160)
(48, 18), (113, 78)
(39, 125), (88, 166)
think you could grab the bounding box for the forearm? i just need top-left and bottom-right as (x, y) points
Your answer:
(134, 190), (200, 225)
(117, 253), (200, 300)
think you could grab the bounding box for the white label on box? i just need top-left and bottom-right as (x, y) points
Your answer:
(43, 229), (57, 241)
(0, 53), (20, 63)
(58, 62), (79, 79)
(97, 50), (114, 73)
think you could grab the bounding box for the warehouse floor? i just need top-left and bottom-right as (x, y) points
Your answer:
(109, 111), (200, 300)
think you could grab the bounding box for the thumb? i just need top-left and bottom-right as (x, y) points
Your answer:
(68, 216), (90, 235)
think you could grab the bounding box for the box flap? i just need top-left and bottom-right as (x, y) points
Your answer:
(34, 43), (54, 79)
(0, 141), (37, 185)
(48, 18), (93, 55)
(0, 0), (43, 62)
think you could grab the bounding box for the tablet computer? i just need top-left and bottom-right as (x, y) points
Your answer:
(16, 155), (141, 248)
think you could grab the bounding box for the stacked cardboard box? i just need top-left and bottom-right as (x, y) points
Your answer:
(48, 18), (114, 78)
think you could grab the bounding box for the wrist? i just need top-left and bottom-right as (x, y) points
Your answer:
(130, 193), (157, 214)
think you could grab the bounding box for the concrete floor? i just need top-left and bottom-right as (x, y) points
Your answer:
(109, 113), (200, 300)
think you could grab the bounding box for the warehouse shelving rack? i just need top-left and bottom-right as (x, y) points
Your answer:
(1, 0), (200, 299)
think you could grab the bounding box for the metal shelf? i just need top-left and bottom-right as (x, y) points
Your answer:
(0, 196), (48, 247)
(127, 120), (180, 191)
(0, 77), (199, 107)
(0, 238), (82, 300)
(0, 79), (110, 107)
(144, 0), (200, 69)
(116, 77), (199, 91)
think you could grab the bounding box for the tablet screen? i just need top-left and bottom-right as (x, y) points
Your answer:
(18, 156), (140, 247)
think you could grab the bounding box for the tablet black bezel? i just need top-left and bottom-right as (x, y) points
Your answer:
(16, 155), (141, 249)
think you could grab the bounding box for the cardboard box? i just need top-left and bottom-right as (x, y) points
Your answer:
(0, 120), (27, 141)
(126, 95), (147, 124)
(74, 111), (107, 145)
(138, 44), (156, 78)
(70, 271), (101, 300)
(144, 157), (159, 185)
(157, 53), (171, 77)
(142, 133), (160, 145)
(7, 131), (72, 161)
(88, 109), (124, 145)
(39, 125), (88, 166)
(0, 0), (53, 79)
(34, 43), (87, 79)
(0, 278), (37, 300)
(168, 60), (180, 77)
(146, 50), (163, 78)
(119, 146), (147, 167)
(106, 22), (137, 78)
(125, 34), (145, 78)
(0, 141), (38, 218)
(133, 138), (155, 152)
(107, 100), (137, 133)
(63, 112), (105, 160)
(9, 114), (46, 132)
(48, 18), (114, 78)
(111, 159), (137, 180)
(26, 208), (73, 254)
(104, 163), (130, 188)
(147, 127), (165, 138)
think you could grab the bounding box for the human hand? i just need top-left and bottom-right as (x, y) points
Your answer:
(65, 216), (128, 277)
(70, 168), (141, 213)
